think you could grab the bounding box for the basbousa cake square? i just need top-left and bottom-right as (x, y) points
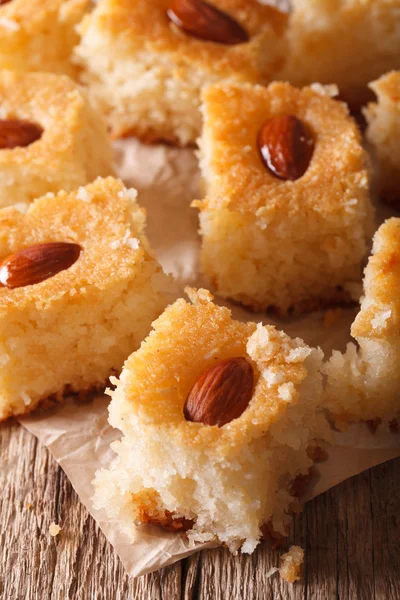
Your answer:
(195, 81), (374, 315)
(280, 0), (400, 107)
(74, 0), (288, 146)
(0, 70), (114, 208)
(0, 177), (171, 420)
(94, 288), (330, 553)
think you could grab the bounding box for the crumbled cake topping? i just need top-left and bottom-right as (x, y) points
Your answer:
(371, 309), (391, 330)
(126, 237), (140, 250)
(278, 382), (295, 402)
(109, 231), (140, 251)
(310, 83), (339, 97)
(262, 368), (285, 386)
(118, 188), (138, 201)
(247, 323), (313, 365)
(76, 187), (93, 202)
(185, 286), (213, 305)
(287, 347), (312, 363)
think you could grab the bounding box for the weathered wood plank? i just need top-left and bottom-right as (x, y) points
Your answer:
(1, 422), (400, 600)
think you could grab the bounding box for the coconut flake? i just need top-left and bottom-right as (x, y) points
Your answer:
(76, 187), (93, 202)
(127, 237), (140, 250)
(118, 188), (138, 201)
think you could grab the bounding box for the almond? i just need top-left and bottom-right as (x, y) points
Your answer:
(0, 242), (82, 289)
(166, 0), (248, 45)
(0, 119), (43, 150)
(258, 114), (314, 181)
(184, 357), (254, 427)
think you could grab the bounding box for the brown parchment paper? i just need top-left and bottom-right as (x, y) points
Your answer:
(18, 139), (400, 578)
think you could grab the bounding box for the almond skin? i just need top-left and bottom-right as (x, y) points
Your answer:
(0, 242), (82, 289)
(184, 357), (254, 427)
(166, 0), (249, 45)
(258, 114), (314, 181)
(0, 119), (43, 150)
(0, 0), (12, 4)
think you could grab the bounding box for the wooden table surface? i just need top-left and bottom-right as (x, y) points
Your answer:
(1, 420), (399, 600)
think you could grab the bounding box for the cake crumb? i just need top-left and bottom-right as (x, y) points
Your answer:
(127, 237), (140, 250)
(279, 545), (304, 583)
(49, 523), (62, 537)
(118, 188), (138, 201)
(185, 287), (213, 305)
(371, 309), (391, 330)
(310, 83), (339, 97)
(76, 187), (93, 202)
(26, 502), (32, 510)
(278, 383), (295, 402)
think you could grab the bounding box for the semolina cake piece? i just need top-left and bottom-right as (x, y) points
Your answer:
(280, 0), (400, 108)
(195, 81), (374, 316)
(0, 0), (90, 77)
(0, 70), (114, 208)
(325, 218), (400, 426)
(74, 0), (288, 145)
(93, 288), (330, 553)
(364, 71), (400, 206)
(0, 177), (171, 421)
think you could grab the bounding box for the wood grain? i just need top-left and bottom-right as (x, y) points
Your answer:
(1, 421), (399, 600)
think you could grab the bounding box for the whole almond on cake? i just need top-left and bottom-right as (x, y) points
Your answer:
(0, 242), (82, 289)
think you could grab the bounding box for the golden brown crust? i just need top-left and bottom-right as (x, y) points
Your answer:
(0, 70), (114, 206)
(225, 286), (356, 317)
(78, 0), (288, 81)
(0, 70), (109, 172)
(0, 177), (151, 315)
(111, 289), (320, 456)
(198, 81), (370, 216)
